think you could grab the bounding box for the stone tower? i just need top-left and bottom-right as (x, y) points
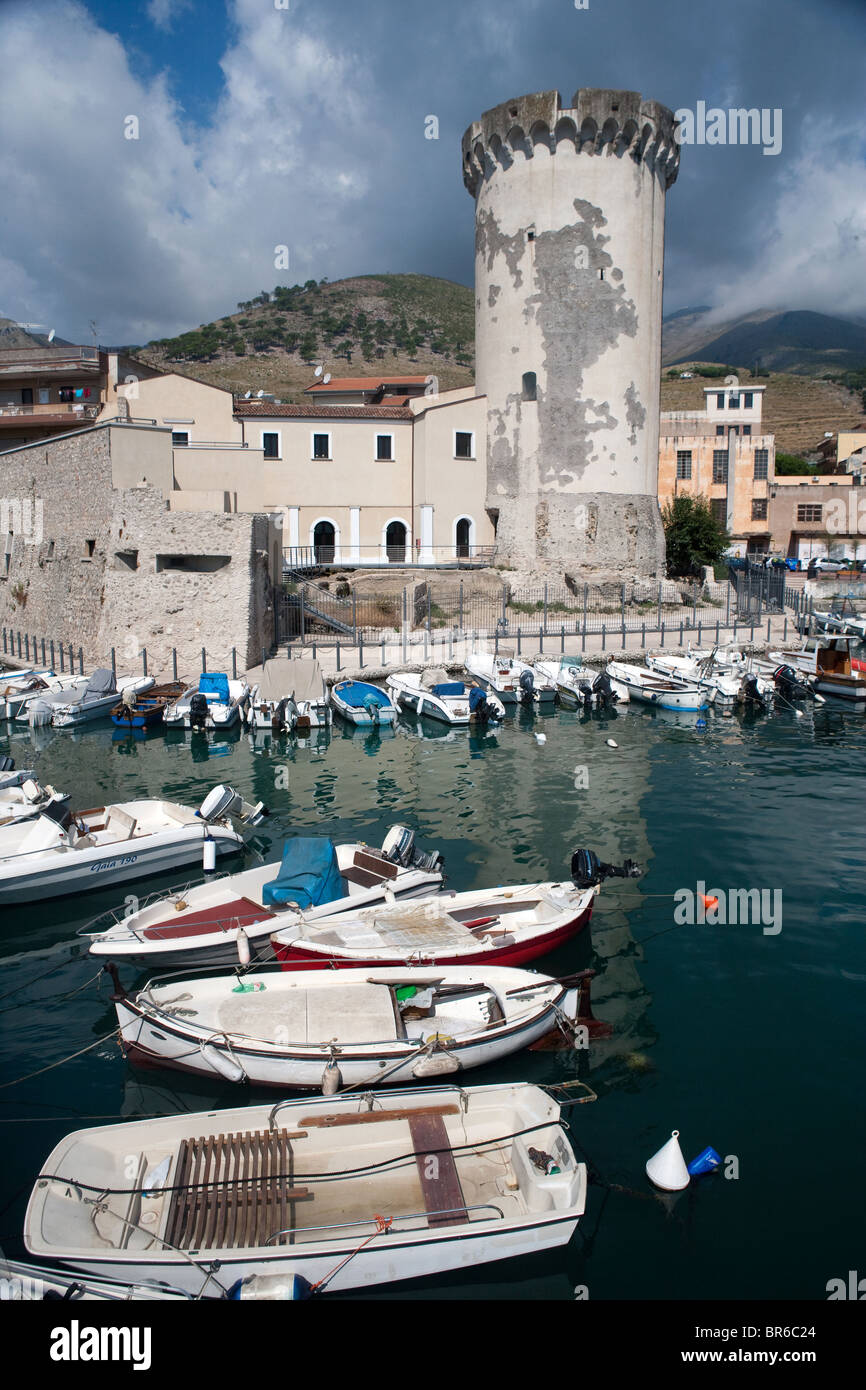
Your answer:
(462, 89), (680, 577)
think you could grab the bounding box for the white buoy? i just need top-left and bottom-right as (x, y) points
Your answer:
(646, 1129), (690, 1191)
(535, 732), (547, 744)
(606, 739), (618, 749)
(236, 927), (251, 967)
(202, 835), (217, 872)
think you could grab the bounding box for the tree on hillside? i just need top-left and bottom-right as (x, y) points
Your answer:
(662, 494), (730, 576)
(775, 453), (815, 476)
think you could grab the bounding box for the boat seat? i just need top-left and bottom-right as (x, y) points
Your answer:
(407, 1113), (468, 1228)
(354, 849), (399, 880)
(106, 807), (138, 840)
(164, 1129), (311, 1251)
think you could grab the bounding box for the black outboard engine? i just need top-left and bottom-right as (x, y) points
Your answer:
(577, 681), (594, 710)
(773, 664), (811, 702)
(272, 697), (292, 733)
(518, 669), (535, 705)
(382, 825), (444, 875)
(469, 685), (493, 723)
(741, 673), (766, 708)
(592, 670), (618, 709)
(571, 848), (642, 889)
(189, 692), (209, 732)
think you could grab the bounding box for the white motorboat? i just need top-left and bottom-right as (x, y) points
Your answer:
(0, 670), (89, 720)
(767, 635), (866, 704)
(109, 962), (593, 1090)
(606, 661), (711, 711)
(0, 775), (69, 826)
(24, 1082), (587, 1295)
(84, 828), (445, 968)
(0, 1257), (196, 1302)
(534, 658), (624, 709)
(646, 651), (772, 706)
(26, 670), (154, 728)
(386, 668), (504, 725)
(164, 673), (250, 731)
(329, 680), (397, 727)
(269, 843), (644, 971)
(247, 657), (331, 732)
(465, 650), (556, 706)
(0, 784), (266, 904)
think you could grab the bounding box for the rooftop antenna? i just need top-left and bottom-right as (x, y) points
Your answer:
(89, 319), (98, 345)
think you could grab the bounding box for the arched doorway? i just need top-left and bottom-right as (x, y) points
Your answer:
(313, 520), (336, 564)
(385, 520), (407, 563)
(455, 517), (473, 558)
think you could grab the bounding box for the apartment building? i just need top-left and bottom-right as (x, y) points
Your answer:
(0, 344), (161, 449)
(659, 379), (774, 557)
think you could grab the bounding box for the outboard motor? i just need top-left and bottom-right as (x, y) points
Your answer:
(518, 669), (535, 705)
(592, 670), (618, 709)
(468, 685), (495, 723)
(577, 680), (594, 710)
(740, 673), (766, 708)
(773, 664), (812, 702)
(362, 692), (381, 724)
(272, 697), (294, 734)
(199, 784), (269, 827)
(382, 824), (443, 875)
(189, 691), (209, 732)
(571, 848), (642, 889)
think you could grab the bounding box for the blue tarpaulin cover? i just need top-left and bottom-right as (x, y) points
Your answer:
(431, 682), (465, 696)
(335, 681), (390, 709)
(200, 672), (230, 703)
(262, 837), (347, 908)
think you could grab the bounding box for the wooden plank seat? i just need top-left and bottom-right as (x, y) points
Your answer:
(142, 898), (275, 940)
(408, 1113), (468, 1228)
(341, 848), (401, 891)
(164, 1128), (311, 1251)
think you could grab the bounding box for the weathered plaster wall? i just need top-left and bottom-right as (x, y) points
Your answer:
(463, 88), (679, 578)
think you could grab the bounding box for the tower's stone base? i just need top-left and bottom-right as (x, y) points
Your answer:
(491, 491), (666, 581)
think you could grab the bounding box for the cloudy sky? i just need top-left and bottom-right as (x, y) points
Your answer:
(0, 0), (864, 345)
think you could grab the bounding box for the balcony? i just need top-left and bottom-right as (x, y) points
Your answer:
(0, 402), (100, 427)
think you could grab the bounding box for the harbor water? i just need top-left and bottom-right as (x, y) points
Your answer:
(0, 697), (863, 1301)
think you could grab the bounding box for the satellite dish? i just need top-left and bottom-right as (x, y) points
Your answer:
(323, 373), (332, 385)
(47, 329), (56, 342)
(244, 391), (252, 399)
(314, 364), (323, 378)
(256, 389), (265, 398)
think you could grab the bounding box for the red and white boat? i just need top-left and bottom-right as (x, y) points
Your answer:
(269, 846), (640, 970)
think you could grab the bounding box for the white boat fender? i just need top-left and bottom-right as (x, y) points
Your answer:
(200, 1039), (247, 1085)
(202, 834), (217, 873)
(535, 732), (547, 744)
(646, 1129), (690, 1191)
(232, 1273), (314, 1301)
(606, 739), (618, 749)
(321, 1057), (343, 1096)
(236, 927), (251, 966)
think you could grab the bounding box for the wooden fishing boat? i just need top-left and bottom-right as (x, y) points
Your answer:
(85, 831), (445, 968)
(767, 635), (866, 705)
(108, 963), (595, 1089)
(111, 681), (186, 729)
(24, 1082), (588, 1294)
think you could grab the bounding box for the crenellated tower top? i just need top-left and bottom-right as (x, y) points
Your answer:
(461, 87), (680, 198)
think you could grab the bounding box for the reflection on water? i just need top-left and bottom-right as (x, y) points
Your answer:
(0, 699), (864, 1299)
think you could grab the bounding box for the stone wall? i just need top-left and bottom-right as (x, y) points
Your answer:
(0, 425), (275, 678)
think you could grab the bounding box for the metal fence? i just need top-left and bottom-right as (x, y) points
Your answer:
(273, 572), (798, 652)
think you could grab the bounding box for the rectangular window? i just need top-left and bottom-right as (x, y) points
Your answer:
(754, 448), (768, 480)
(171, 431), (189, 447)
(454, 431), (475, 460)
(729, 395), (740, 409)
(744, 392), (754, 408)
(716, 393), (725, 408)
(375, 433), (394, 461)
(797, 504), (823, 523)
(262, 432), (280, 460)
(711, 498), (727, 524)
(716, 425), (725, 436)
(743, 425), (751, 436)
(676, 450), (692, 479)
(21, 388), (33, 405)
(712, 450), (728, 483)
(312, 432), (332, 460)
(752, 498), (768, 520)
(38, 388), (50, 405)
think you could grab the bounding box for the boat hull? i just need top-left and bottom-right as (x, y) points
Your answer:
(271, 898), (594, 971)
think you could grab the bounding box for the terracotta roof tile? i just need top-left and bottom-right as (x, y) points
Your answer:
(234, 402), (413, 420)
